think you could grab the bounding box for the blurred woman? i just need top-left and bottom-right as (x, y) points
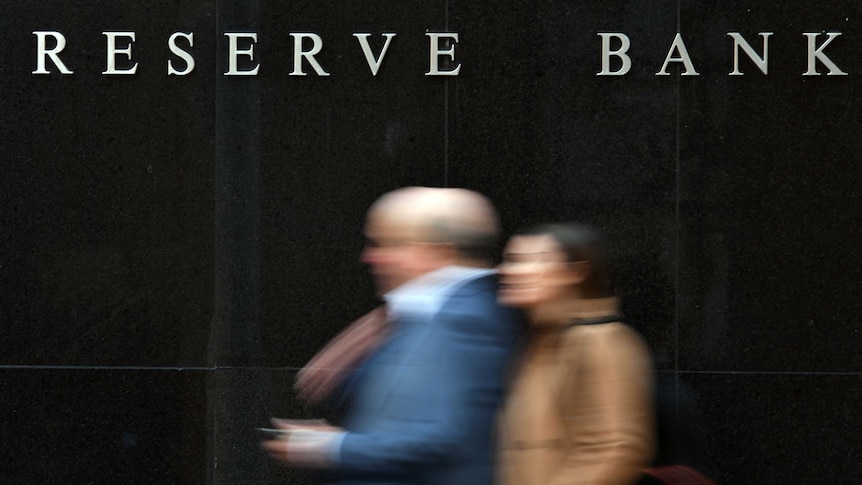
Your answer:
(497, 223), (654, 485)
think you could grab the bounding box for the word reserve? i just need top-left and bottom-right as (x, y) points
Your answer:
(31, 31), (462, 77)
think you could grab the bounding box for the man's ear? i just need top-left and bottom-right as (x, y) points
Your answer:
(565, 260), (592, 286)
(413, 241), (458, 265)
(432, 241), (459, 264)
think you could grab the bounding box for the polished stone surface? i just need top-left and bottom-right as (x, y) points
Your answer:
(677, 1), (862, 373)
(208, 367), (321, 485)
(684, 373), (862, 483)
(1, 0), (860, 483)
(0, 368), (208, 484)
(0, 0), (217, 367)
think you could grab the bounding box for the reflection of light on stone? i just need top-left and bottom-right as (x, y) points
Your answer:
(384, 122), (407, 158)
(123, 432), (139, 448)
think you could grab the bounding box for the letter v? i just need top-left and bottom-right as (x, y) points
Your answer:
(353, 33), (396, 76)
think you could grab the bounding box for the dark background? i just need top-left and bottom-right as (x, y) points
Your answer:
(1, 1), (860, 483)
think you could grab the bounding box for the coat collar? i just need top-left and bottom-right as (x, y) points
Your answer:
(567, 297), (623, 325)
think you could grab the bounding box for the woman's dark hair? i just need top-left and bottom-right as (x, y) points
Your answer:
(517, 223), (614, 298)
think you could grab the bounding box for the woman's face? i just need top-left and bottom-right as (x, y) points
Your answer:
(498, 234), (583, 309)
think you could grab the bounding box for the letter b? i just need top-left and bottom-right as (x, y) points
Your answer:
(597, 33), (631, 76)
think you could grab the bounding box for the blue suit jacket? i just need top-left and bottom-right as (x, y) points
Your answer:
(330, 274), (522, 485)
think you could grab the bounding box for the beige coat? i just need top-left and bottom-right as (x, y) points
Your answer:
(498, 298), (654, 485)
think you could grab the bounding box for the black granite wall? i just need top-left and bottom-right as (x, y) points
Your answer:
(1, 1), (860, 483)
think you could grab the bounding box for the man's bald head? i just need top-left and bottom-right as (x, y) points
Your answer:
(419, 188), (501, 263)
(368, 187), (500, 263)
(362, 187), (501, 294)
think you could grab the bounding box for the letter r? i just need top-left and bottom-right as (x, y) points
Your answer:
(33, 31), (73, 74)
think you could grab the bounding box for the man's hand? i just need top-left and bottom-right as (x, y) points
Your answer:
(261, 418), (344, 469)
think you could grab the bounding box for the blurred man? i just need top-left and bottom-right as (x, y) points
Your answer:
(263, 187), (522, 485)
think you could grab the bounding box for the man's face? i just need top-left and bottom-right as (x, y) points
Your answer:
(361, 212), (424, 295)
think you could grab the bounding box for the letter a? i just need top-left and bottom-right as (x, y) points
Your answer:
(657, 33), (699, 76)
